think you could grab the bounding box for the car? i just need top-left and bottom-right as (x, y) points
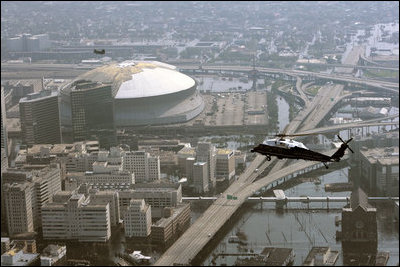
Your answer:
(254, 168), (259, 172)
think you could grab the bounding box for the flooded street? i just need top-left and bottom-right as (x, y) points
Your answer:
(198, 167), (399, 266)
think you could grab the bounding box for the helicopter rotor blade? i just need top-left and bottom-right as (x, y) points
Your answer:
(348, 146), (354, 153)
(337, 135), (345, 143)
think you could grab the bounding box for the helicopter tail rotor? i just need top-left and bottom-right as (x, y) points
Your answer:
(331, 135), (354, 161)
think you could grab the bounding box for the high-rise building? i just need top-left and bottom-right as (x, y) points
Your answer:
(2, 165), (62, 232)
(122, 151), (160, 183)
(70, 80), (115, 148)
(193, 162), (209, 193)
(216, 148), (236, 181)
(19, 90), (61, 145)
(196, 142), (216, 189)
(1, 87), (8, 156)
(124, 199), (151, 238)
(3, 182), (34, 236)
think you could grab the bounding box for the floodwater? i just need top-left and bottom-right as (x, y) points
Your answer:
(198, 167), (399, 266)
(196, 76), (253, 92)
(276, 96), (290, 132)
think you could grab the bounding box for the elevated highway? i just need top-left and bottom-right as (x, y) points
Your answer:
(178, 64), (399, 94)
(155, 158), (329, 266)
(2, 62), (398, 93)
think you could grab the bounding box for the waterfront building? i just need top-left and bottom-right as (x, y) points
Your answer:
(122, 151), (160, 183)
(1, 247), (39, 266)
(1, 237), (11, 255)
(19, 90), (61, 145)
(41, 192), (111, 242)
(358, 147), (398, 196)
(151, 203), (191, 247)
(193, 162), (209, 193)
(303, 247), (339, 266)
(40, 244), (67, 266)
(340, 188), (377, 263)
(124, 199), (152, 238)
(196, 142), (216, 189)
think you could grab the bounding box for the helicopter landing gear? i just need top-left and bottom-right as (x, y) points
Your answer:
(266, 155), (271, 161)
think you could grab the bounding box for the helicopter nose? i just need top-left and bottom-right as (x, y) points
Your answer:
(250, 149), (255, 153)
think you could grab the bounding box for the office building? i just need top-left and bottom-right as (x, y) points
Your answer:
(3, 183), (34, 236)
(124, 199), (152, 238)
(151, 203), (191, 247)
(358, 147), (399, 196)
(193, 162), (209, 193)
(19, 90), (61, 145)
(119, 183), (182, 218)
(122, 151), (160, 183)
(216, 148), (235, 181)
(196, 142), (216, 189)
(69, 80), (116, 148)
(89, 189), (120, 227)
(1, 87), (7, 156)
(185, 157), (195, 183)
(177, 146), (196, 172)
(2, 165), (62, 233)
(42, 192), (111, 242)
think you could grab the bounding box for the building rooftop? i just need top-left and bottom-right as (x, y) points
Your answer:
(71, 60), (195, 99)
(360, 146), (399, 165)
(350, 187), (375, 211)
(216, 148), (233, 156)
(153, 203), (189, 227)
(261, 247), (293, 265)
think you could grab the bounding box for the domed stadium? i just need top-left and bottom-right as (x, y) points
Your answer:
(61, 60), (204, 127)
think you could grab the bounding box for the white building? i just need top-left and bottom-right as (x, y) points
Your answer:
(124, 199), (151, 238)
(122, 151), (160, 183)
(119, 183), (182, 218)
(89, 190), (120, 227)
(40, 244), (66, 266)
(41, 192), (111, 242)
(196, 142), (216, 189)
(66, 169), (134, 191)
(193, 162), (209, 193)
(1, 248), (39, 266)
(216, 148), (236, 181)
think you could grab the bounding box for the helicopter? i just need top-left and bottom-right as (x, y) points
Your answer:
(93, 49), (105, 55)
(251, 133), (354, 169)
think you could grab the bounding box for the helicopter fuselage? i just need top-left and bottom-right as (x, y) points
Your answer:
(251, 138), (332, 162)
